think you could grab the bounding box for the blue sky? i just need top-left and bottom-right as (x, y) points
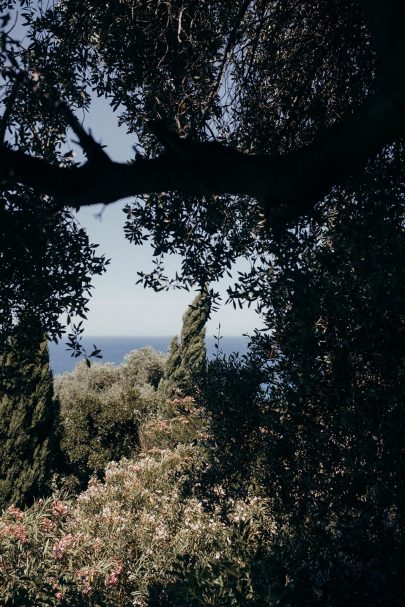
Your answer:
(73, 96), (261, 336)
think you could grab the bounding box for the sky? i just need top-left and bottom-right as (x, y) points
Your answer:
(72, 96), (262, 337)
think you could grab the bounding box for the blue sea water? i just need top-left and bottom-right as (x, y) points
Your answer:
(49, 335), (249, 376)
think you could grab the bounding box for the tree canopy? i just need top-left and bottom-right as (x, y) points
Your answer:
(1, 0), (405, 342)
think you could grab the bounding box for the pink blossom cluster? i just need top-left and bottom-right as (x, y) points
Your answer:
(156, 420), (171, 433)
(105, 561), (123, 588)
(0, 523), (27, 543)
(53, 584), (64, 601)
(52, 500), (69, 518)
(76, 569), (93, 595)
(40, 517), (56, 532)
(6, 505), (25, 520)
(47, 577), (64, 601)
(52, 533), (77, 559)
(171, 396), (194, 405)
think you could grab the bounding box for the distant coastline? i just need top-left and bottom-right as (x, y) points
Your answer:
(49, 335), (249, 375)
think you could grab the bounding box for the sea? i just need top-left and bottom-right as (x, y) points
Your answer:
(48, 335), (249, 376)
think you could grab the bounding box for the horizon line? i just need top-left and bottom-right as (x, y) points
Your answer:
(48, 332), (249, 343)
(49, 334), (249, 339)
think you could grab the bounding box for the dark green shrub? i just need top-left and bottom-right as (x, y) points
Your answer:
(198, 162), (405, 606)
(195, 351), (269, 500)
(58, 390), (141, 491)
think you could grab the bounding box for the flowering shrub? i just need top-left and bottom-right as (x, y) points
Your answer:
(0, 495), (130, 606)
(0, 390), (276, 606)
(140, 397), (208, 451)
(0, 352), (285, 607)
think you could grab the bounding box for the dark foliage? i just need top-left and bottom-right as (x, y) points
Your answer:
(0, 188), (106, 350)
(197, 151), (405, 605)
(0, 0), (379, 330)
(0, 322), (60, 507)
(159, 291), (210, 396)
(0, 2), (404, 605)
(55, 350), (166, 492)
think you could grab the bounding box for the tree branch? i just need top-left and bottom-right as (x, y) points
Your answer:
(0, 88), (403, 219)
(38, 88), (111, 165)
(0, 1), (404, 222)
(200, 0), (252, 125)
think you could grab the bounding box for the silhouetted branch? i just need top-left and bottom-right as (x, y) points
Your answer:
(201, 0), (252, 125)
(40, 91), (111, 165)
(0, 1), (404, 222)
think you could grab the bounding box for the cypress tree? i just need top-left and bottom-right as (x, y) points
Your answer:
(160, 291), (210, 397)
(0, 325), (60, 508)
(166, 335), (182, 379)
(158, 335), (182, 397)
(179, 290), (210, 385)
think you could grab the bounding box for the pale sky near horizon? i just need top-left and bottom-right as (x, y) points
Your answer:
(73, 97), (262, 337)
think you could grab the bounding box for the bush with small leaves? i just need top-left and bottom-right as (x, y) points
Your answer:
(121, 346), (166, 391)
(140, 397), (208, 452)
(55, 354), (163, 492)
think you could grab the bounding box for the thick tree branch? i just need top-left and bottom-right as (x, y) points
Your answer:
(0, 88), (403, 219)
(0, 1), (404, 221)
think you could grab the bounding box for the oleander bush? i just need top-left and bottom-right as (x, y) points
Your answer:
(0, 435), (275, 606)
(140, 397), (208, 452)
(0, 343), (284, 607)
(0, 387), (280, 607)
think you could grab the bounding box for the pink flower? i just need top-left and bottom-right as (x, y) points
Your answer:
(1, 523), (27, 543)
(55, 591), (63, 600)
(52, 534), (76, 559)
(52, 500), (69, 518)
(13, 524), (27, 543)
(6, 505), (24, 520)
(77, 569), (93, 595)
(52, 545), (63, 560)
(40, 517), (55, 532)
(105, 572), (119, 587)
(105, 562), (123, 588)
